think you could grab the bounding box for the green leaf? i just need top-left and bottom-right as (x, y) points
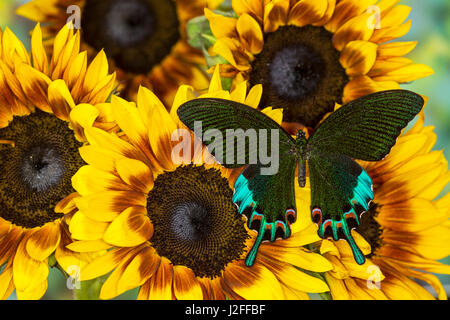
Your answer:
(186, 15), (214, 50)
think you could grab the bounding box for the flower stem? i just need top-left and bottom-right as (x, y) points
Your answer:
(74, 278), (103, 300)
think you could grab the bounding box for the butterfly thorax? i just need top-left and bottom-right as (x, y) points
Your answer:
(295, 130), (308, 156)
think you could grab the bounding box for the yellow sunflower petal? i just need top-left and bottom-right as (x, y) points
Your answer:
(30, 23), (48, 75)
(47, 79), (76, 120)
(332, 12), (375, 51)
(15, 63), (51, 111)
(210, 39), (239, 69)
(70, 103), (100, 134)
(340, 40), (378, 76)
(208, 65), (223, 93)
(370, 20), (411, 43)
(74, 190), (145, 222)
(288, 0), (328, 27)
(111, 94), (150, 151)
(118, 246), (159, 295)
(222, 260), (284, 300)
(66, 239), (112, 253)
(236, 13), (264, 54)
(367, 57), (413, 77)
(204, 8), (237, 39)
(377, 198), (447, 233)
(313, 0), (337, 26)
(147, 258), (173, 300)
(244, 84), (263, 108)
(233, 0), (264, 21)
(64, 51), (88, 91)
(15, 0), (59, 21)
(2, 27), (30, 64)
(377, 41), (417, 58)
(372, 64), (434, 83)
(83, 50), (109, 94)
(69, 211), (110, 241)
(325, 0), (378, 33)
(269, 261), (330, 293)
(81, 248), (134, 281)
(345, 278), (375, 300)
(103, 207), (153, 247)
(0, 262), (14, 300)
(342, 75), (400, 103)
(25, 222), (61, 261)
(325, 273), (350, 300)
(263, 0), (289, 33)
(84, 126), (142, 161)
(145, 92), (179, 171)
(12, 233), (49, 295)
(379, 4), (411, 28)
(72, 165), (130, 196)
(260, 107), (283, 125)
(52, 30), (80, 80)
(99, 256), (134, 300)
(16, 280), (48, 300)
(173, 265), (203, 300)
(170, 85), (196, 119)
(116, 158), (154, 193)
(229, 80), (249, 104)
(78, 145), (120, 173)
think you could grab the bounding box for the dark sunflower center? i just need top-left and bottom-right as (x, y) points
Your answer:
(0, 110), (85, 228)
(20, 144), (65, 193)
(171, 202), (212, 241)
(249, 25), (348, 127)
(81, 0), (180, 74)
(147, 165), (248, 279)
(356, 203), (383, 257)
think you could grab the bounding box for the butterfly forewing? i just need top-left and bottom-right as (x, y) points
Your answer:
(177, 98), (296, 168)
(308, 90), (424, 161)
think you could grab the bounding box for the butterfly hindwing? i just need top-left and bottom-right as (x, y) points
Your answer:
(308, 153), (373, 265)
(233, 157), (298, 266)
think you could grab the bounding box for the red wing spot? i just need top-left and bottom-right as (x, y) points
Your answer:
(276, 221), (285, 233)
(323, 220), (332, 230)
(345, 211), (357, 220)
(285, 209), (296, 225)
(311, 208), (322, 225)
(249, 213), (263, 230)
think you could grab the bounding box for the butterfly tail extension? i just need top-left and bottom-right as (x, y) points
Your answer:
(341, 217), (366, 265)
(316, 210), (366, 265)
(234, 174), (293, 266)
(245, 215), (266, 267)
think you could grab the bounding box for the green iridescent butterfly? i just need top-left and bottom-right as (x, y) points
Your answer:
(177, 90), (424, 267)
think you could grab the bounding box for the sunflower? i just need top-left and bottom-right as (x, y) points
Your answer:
(202, 0), (434, 128)
(315, 108), (450, 300)
(67, 68), (333, 300)
(0, 23), (116, 300)
(17, 0), (224, 106)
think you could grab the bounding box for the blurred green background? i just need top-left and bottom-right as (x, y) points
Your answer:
(0, 0), (449, 299)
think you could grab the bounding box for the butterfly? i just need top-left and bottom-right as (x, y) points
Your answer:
(177, 90), (424, 267)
